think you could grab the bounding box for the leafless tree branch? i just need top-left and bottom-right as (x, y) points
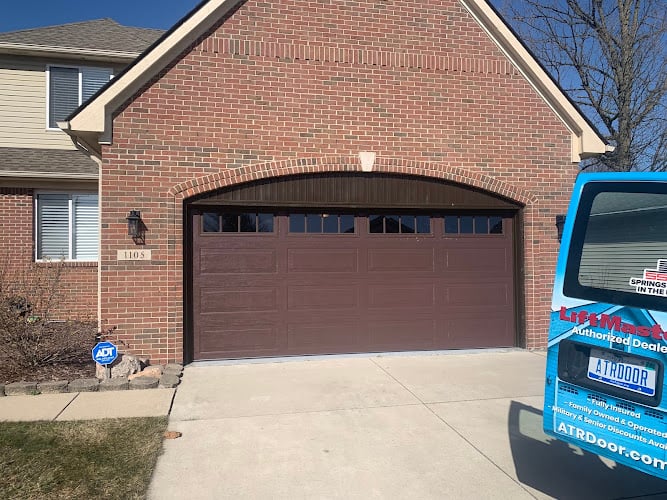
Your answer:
(498, 0), (667, 171)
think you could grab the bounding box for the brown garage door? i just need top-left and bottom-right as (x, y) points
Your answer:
(191, 210), (516, 360)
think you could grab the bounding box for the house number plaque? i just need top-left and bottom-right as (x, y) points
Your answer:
(117, 249), (152, 261)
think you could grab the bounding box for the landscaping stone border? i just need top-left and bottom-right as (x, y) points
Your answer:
(0, 363), (183, 396)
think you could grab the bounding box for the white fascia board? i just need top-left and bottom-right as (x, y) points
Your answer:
(0, 42), (139, 62)
(459, 0), (608, 162)
(0, 170), (98, 180)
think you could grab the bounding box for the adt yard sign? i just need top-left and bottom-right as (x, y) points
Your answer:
(92, 341), (118, 365)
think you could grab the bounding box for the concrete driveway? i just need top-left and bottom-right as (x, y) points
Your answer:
(148, 350), (667, 499)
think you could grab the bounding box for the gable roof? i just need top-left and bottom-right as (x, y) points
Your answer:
(0, 19), (163, 61)
(59, 0), (608, 162)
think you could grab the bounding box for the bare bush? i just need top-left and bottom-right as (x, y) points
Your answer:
(0, 259), (95, 370)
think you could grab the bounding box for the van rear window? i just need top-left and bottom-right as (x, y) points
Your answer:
(563, 181), (667, 313)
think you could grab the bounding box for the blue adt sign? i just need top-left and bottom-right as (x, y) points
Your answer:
(92, 341), (118, 365)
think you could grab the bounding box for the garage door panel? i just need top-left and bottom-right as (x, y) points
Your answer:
(441, 316), (514, 348)
(444, 285), (510, 307)
(199, 249), (277, 274)
(287, 322), (364, 351)
(368, 319), (436, 349)
(368, 284), (436, 308)
(288, 249), (358, 273)
(288, 286), (360, 310)
(367, 249), (435, 272)
(200, 288), (278, 313)
(199, 326), (279, 353)
(444, 247), (510, 273)
(198, 312), (279, 326)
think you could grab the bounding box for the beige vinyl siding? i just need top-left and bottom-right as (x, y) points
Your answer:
(0, 57), (123, 149)
(0, 57), (73, 149)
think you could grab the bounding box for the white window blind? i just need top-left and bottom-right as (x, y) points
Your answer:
(73, 195), (99, 260)
(48, 66), (112, 128)
(81, 67), (112, 102)
(48, 67), (78, 128)
(36, 194), (99, 261)
(37, 194), (70, 259)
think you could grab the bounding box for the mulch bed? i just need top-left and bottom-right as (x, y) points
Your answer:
(0, 321), (98, 385)
(0, 353), (96, 385)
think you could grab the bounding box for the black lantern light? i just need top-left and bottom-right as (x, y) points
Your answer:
(126, 210), (142, 238)
(555, 214), (566, 242)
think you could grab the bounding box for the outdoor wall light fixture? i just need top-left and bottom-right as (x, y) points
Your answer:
(555, 214), (566, 242)
(126, 210), (143, 239)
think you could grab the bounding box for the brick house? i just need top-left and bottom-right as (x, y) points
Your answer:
(0, 20), (162, 318)
(56, 0), (607, 364)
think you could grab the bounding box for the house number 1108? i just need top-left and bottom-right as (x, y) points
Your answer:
(117, 249), (152, 261)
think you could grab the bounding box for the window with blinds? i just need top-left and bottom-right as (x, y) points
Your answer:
(36, 193), (99, 261)
(47, 66), (112, 128)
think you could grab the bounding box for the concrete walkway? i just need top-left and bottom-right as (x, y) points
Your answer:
(148, 350), (667, 500)
(0, 388), (175, 421)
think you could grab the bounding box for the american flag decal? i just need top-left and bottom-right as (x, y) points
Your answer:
(644, 260), (667, 282)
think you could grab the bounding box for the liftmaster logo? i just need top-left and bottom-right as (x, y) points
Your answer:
(629, 260), (667, 297)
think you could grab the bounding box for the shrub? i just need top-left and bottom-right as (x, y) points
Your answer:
(0, 260), (95, 369)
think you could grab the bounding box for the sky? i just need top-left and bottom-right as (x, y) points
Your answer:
(0, 0), (509, 33)
(0, 0), (203, 32)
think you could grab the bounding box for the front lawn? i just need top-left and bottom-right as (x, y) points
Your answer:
(0, 417), (168, 499)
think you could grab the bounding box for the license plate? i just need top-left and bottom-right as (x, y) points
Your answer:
(587, 349), (657, 396)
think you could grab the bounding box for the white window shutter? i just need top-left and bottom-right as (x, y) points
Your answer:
(48, 67), (79, 128)
(73, 195), (99, 260)
(81, 67), (112, 102)
(37, 195), (69, 259)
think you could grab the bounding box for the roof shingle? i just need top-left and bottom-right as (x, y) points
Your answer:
(0, 148), (98, 178)
(0, 18), (163, 55)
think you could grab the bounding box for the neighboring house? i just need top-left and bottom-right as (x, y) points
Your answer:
(49, 0), (610, 365)
(0, 19), (163, 317)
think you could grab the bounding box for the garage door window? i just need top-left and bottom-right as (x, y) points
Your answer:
(202, 212), (274, 233)
(289, 214), (355, 234)
(369, 215), (431, 234)
(444, 216), (503, 235)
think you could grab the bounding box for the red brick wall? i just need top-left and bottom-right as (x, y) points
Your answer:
(0, 188), (97, 321)
(102, 0), (580, 363)
(0, 188), (32, 270)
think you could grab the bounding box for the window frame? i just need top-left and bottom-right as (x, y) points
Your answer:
(34, 191), (99, 262)
(45, 64), (112, 130)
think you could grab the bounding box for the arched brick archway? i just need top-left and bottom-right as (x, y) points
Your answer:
(170, 156), (536, 206)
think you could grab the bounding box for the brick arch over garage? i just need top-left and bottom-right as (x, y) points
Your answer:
(169, 156), (537, 206)
(165, 156), (547, 362)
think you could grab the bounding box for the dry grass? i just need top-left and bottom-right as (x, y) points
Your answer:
(0, 417), (168, 499)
